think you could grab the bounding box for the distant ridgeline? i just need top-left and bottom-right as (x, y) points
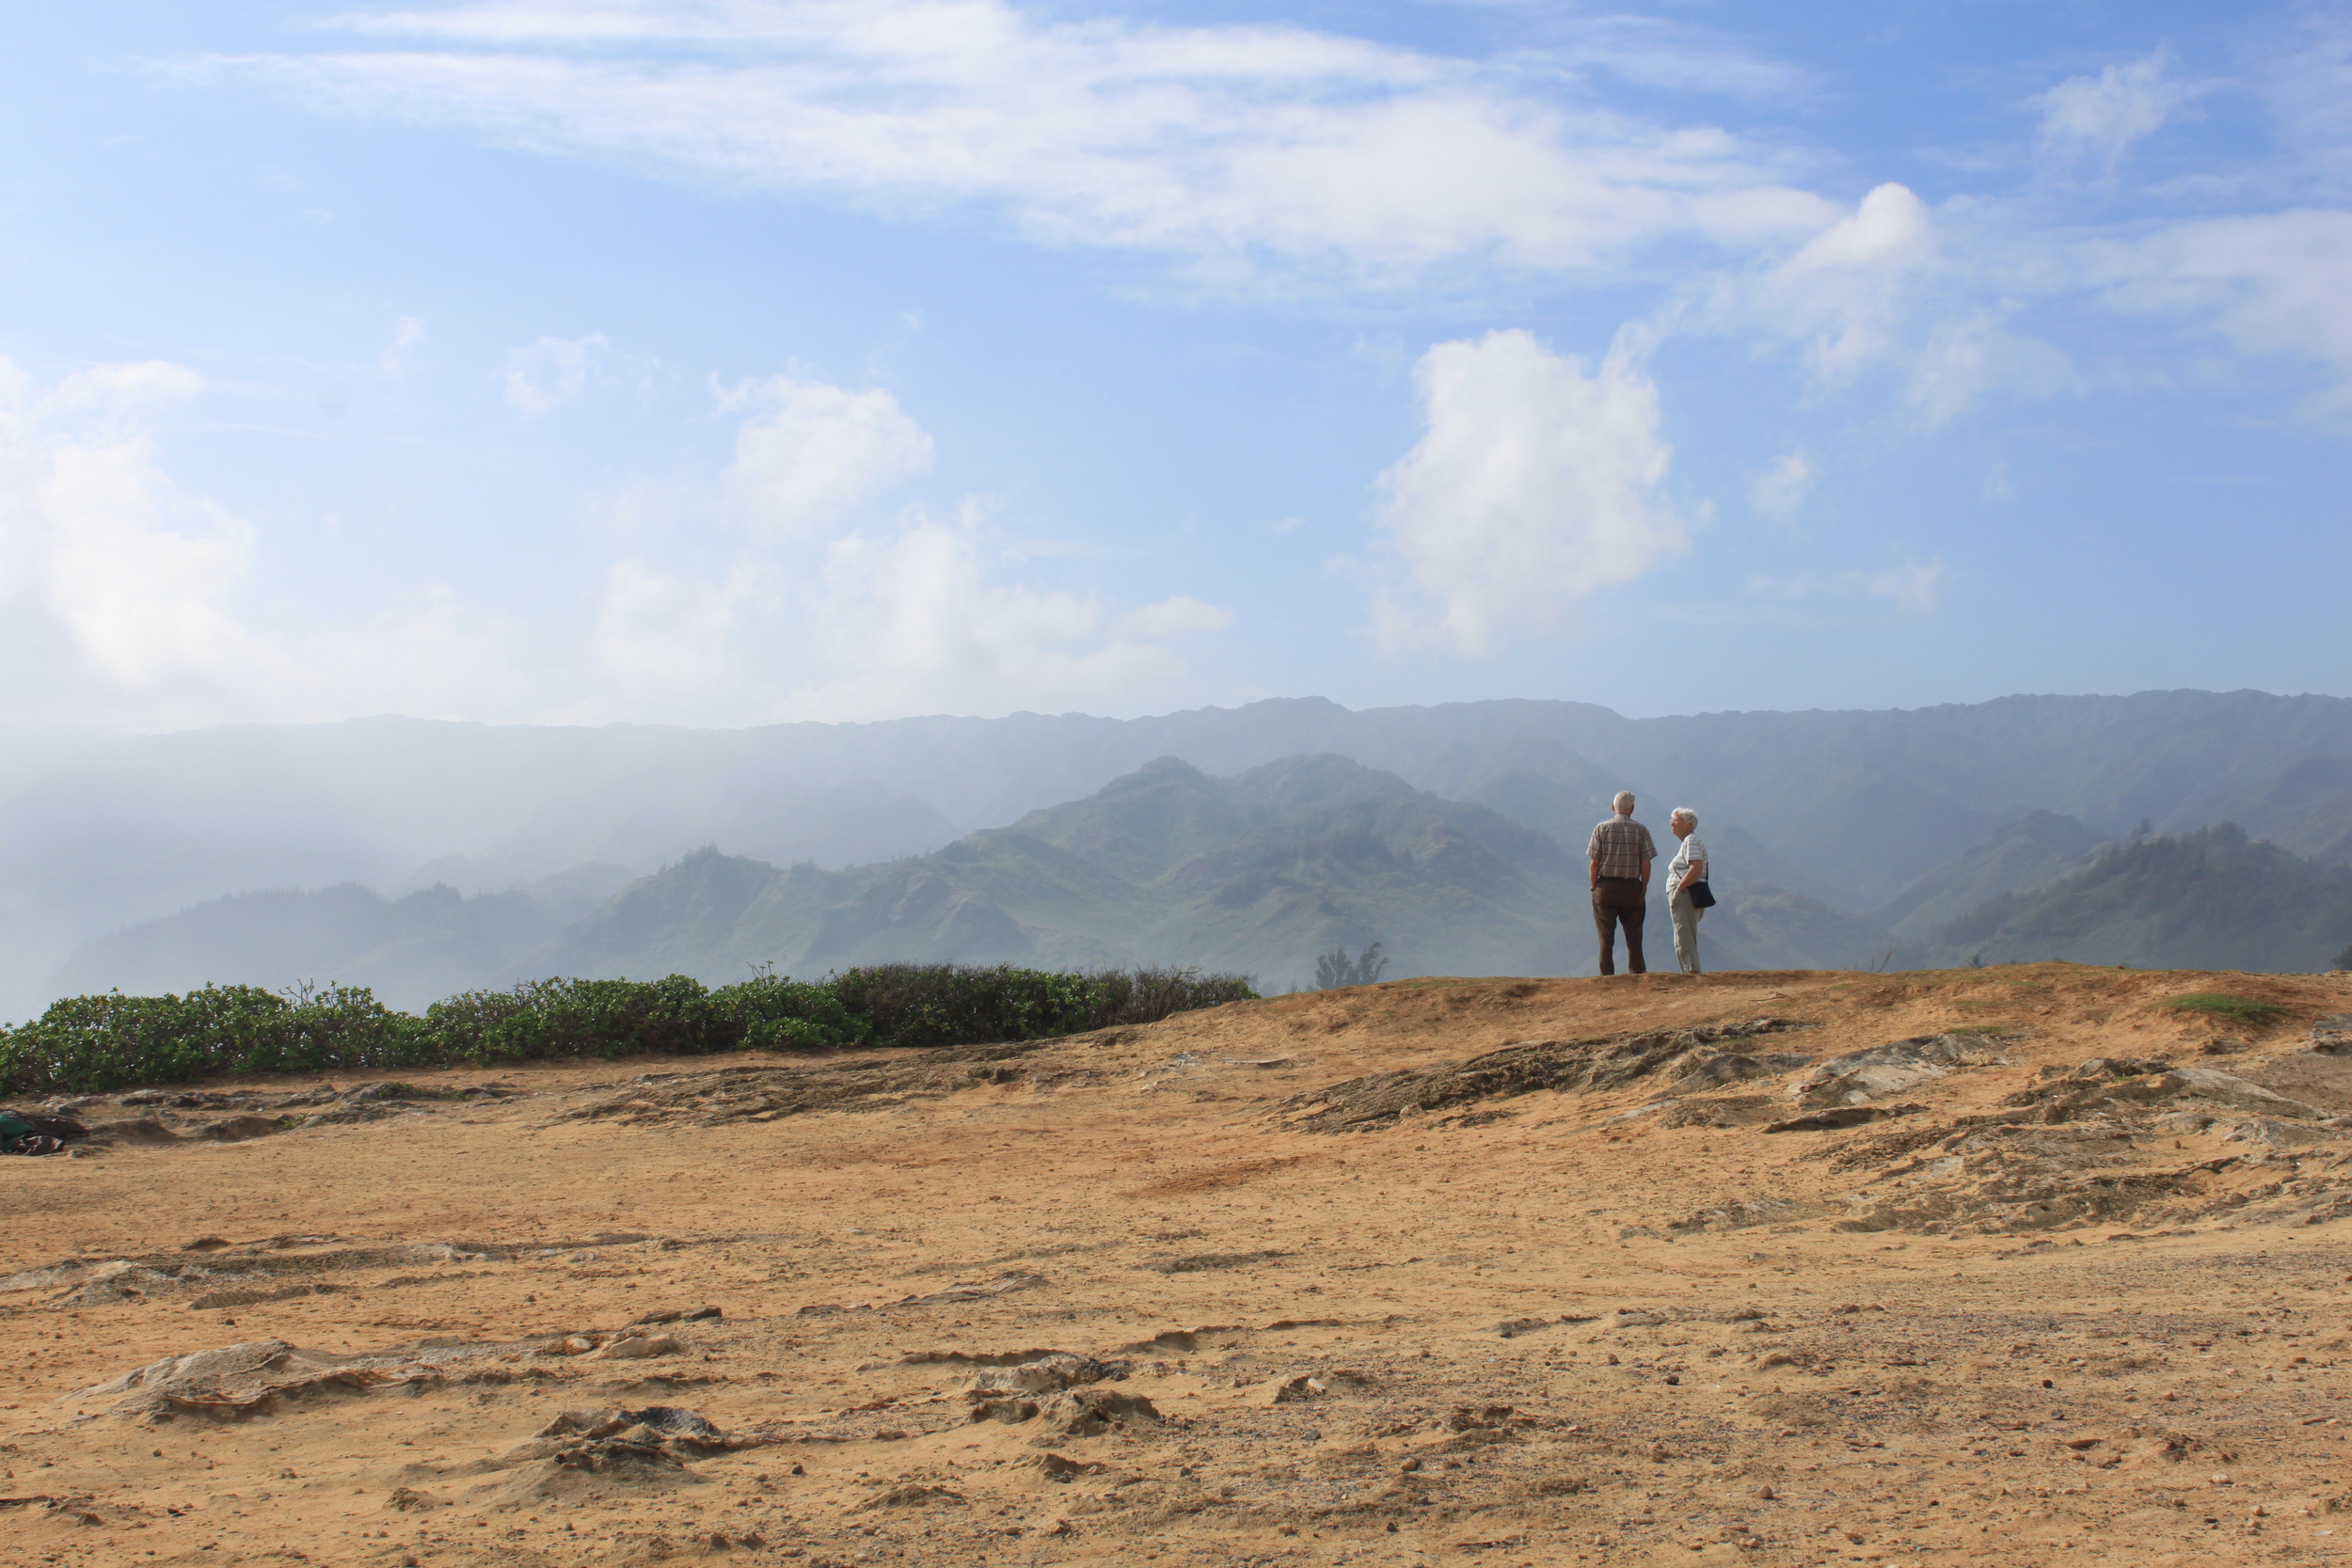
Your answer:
(1899, 822), (2352, 973)
(0, 963), (1256, 1095)
(16, 689), (2352, 1008)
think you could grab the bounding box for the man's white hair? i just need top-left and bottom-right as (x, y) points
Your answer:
(1671, 807), (1698, 827)
(1613, 790), (1636, 813)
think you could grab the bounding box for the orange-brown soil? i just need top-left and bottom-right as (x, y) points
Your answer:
(8, 963), (2352, 1568)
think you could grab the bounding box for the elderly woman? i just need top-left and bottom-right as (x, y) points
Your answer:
(1665, 808), (1709, 975)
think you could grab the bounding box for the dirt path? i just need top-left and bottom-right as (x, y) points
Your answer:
(6, 963), (2352, 1567)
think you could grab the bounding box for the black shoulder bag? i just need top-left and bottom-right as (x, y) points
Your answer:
(1686, 879), (1717, 909)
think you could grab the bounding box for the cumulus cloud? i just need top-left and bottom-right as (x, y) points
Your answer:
(566, 378), (1229, 722)
(2037, 49), (2208, 172)
(200, 0), (1836, 293)
(587, 558), (765, 718)
(725, 374), (934, 534)
(502, 332), (608, 414)
(781, 507), (1204, 721)
(1372, 328), (1685, 655)
(1712, 182), (2068, 427)
(0, 356), (526, 731)
(1759, 182), (1933, 381)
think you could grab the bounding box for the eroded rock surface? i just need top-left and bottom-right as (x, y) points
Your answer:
(5, 964), (2352, 1566)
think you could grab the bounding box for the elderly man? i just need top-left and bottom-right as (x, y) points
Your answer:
(1586, 790), (1658, 976)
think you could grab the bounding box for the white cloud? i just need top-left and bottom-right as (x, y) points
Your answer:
(1120, 594), (1232, 638)
(1534, 16), (1808, 102)
(566, 380), (1226, 722)
(0, 356), (526, 731)
(587, 557), (766, 716)
(173, 2), (2352, 441)
(502, 332), (609, 414)
(1867, 553), (1945, 616)
(381, 314), (425, 376)
(204, 0), (1837, 293)
(725, 374), (933, 534)
(41, 360), (205, 420)
(1712, 182), (2069, 427)
(1750, 451), (1812, 521)
(1742, 182), (1932, 383)
(2264, 11), (2352, 183)
(2, 346), (1225, 731)
(2037, 49), (2207, 172)
(783, 506), (1199, 721)
(2082, 209), (2352, 423)
(1372, 327), (1685, 655)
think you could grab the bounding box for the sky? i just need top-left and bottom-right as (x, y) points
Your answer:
(1, 0), (2346, 734)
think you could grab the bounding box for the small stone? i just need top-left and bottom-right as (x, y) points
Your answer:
(1400, 1458), (1422, 1473)
(2212, 1473), (2233, 1485)
(1756, 1485), (1775, 1500)
(1664, 1374), (1681, 1386)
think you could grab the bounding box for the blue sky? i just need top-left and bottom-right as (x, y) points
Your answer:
(1, 0), (2345, 733)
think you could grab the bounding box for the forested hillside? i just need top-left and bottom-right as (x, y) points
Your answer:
(1908, 823), (2352, 972)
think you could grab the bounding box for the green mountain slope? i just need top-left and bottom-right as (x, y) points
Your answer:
(1004, 756), (1253, 883)
(10, 688), (2351, 1017)
(47, 866), (633, 1010)
(1910, 823), (2352, 972)
(1692, 886), (1894, 973)
(511, 754), (1883, 990)
(1875, 811), (2107, 941)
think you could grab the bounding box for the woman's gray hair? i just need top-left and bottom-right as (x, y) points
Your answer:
(1612, 790), (1636, 813)
(1670, 807), (1698, 827)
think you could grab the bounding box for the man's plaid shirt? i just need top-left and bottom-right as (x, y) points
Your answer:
(1586, 815), (1658, 880)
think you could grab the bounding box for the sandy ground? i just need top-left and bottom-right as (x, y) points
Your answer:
(8, 962), (2352, 1568)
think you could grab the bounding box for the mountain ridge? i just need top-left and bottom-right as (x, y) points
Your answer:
(11, 688), (2351, 1013)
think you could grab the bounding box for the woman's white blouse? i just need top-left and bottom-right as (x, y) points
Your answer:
(1668, 832), (1709, 892)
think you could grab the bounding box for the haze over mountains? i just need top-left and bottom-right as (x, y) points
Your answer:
(13, 688), (2352, 1014)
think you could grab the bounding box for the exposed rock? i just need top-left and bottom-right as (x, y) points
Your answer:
(1276, 1018), (1815, 1132)
(851, 1483), (965, 1512)
(1763, 1104), (1925, 1133)
(969, 1386), (1160, 1437)
(1792, 1035), (2012, 1108)
(561, 1043), (1051, 1128)
(192, 1116), (288, 1143)
(594, 1333), (682, 1360)
(966, 1353), (1128, 1399)
(1140, 1251), (1289, 1275)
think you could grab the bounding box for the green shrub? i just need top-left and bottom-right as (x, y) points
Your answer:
(711, 970), (863, 1051)
(0, 982), (422, 1094)
(2168, 991), (2289, 1028)
(0, 963), (1256, 1093)
(421, 974), (745, 1063)
(825, 962), (1098, 1050)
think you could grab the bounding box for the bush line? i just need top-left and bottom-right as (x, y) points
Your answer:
(0, 963), (1259, 1095)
